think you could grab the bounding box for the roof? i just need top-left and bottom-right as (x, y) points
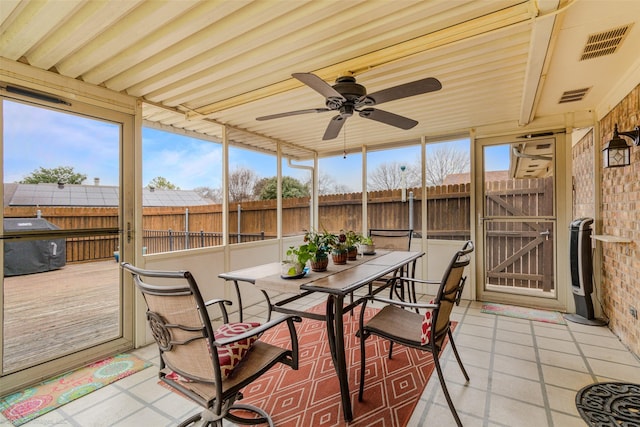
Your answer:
(4, 183), (211, 207)
(443, 171), (509, 185)
(1, 1), (639, 159)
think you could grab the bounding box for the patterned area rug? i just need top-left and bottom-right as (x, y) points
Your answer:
(235, 303), (448, 427)
(0, 353), (152, 426)
(481, 302), (567, 325)
(576, 382), (640, 426)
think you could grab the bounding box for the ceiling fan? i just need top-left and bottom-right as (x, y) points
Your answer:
(256, 72), (442, 140)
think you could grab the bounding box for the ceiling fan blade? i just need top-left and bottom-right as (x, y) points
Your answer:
(363, 77), (441, 105)
(359, 108), (418, 130)
(293, 73), (346, 101)
(323, 114), (347, 140)
(256, 108), (330, 121)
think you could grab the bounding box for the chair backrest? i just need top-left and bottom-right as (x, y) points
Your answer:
(368, 228), (413, 251)
(431, 241), (474, 346)
(121, 263), (220, 384)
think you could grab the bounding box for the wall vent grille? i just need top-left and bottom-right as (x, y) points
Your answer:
(580, 24), (631, 61)
(559, 87), (590, 104)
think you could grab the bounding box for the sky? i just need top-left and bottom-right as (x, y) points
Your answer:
(4, 100), (120, 185)
(3, 99), (503, 191)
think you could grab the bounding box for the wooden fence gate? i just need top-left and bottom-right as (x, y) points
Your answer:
(483, 177), (554, 293)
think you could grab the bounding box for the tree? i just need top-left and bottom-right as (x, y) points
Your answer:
(425, 146), (470, 186)
(309, 173), (351, 196)
(146, 176), (179, 190)
(367, 161), (420, 191)
(193, 186), (222, 203)
(367, 147), (469, 191)
(228, 166), (259, 202)
(257, 176), (310, 200)
(20, 166), (87, 184)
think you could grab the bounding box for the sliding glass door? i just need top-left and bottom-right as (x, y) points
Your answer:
(1, 94), (134, 394)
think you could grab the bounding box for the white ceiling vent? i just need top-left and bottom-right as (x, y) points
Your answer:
(580, 24), (632, 61)
(559, 87), (590, 104)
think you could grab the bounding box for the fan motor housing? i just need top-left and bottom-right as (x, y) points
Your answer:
(332, 76), (367, 100)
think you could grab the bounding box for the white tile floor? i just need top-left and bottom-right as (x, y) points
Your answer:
(3, 292), (640, 427)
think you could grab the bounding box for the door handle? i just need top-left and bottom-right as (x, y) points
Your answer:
(540, 230), (550, 240)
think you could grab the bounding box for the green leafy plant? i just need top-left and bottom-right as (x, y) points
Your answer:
(283, 244), (315, 275)
(330, 230), (349, 254)
(303, 228), (337, 260)
(359, 235), (375, 254)
(343, 230), (362, 249)
(286, 245), (313, 265)
(360, 236), (374, 245)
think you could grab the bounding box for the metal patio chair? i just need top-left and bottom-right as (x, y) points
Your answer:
(357, 240), (474, 426)
(368, 228), (415, 301)
(122, 263), (300, 427)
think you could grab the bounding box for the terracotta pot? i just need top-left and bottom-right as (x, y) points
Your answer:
(331, 251), (347, 265)
(347, 246), (358, 260)
(311, 256), (329, 272)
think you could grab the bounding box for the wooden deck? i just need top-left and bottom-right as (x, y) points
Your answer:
(3, 260), (120, 373)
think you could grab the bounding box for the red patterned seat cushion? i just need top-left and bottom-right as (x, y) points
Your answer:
(214, 322), (261, 378)
(420, 300), (434, 345)
(165, 321), (261, 382)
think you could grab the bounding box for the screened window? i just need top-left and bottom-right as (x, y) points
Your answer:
(142, 127), (222, 252)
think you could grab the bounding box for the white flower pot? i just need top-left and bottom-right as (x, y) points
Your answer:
(281, 261), (304, 276)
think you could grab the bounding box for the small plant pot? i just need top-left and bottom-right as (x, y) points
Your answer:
(281, 261), (304, 277)
(331, 251), (347, 265)
(311, 256), (329, 272)
(360, 244), (375, 254)
(347, 246), (358, 260)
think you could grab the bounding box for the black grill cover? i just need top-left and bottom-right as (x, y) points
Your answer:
(4, 218), (66, 276)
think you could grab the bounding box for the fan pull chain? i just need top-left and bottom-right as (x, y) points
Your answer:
(343, 124), (347, 159)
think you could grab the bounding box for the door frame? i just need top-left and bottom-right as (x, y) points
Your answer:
(0, 64), (138, 395)
(473, 130), (572, 311)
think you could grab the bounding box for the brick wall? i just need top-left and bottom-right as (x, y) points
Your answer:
(597, 84), (640, 356)
(572, 129), (595, 219)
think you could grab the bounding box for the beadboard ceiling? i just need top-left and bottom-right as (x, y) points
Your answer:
(1, 0), (639, 159)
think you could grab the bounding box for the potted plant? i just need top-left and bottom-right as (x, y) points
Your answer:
(359, 235), (375, 255)
(343, 230), (362, 260)
(304, 229), (336, 272)
(330, 230), (349, 265)
(282, 244), (313, 277)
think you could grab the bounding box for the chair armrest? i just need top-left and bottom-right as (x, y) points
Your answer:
(204, 298), (233, 324)
(213, 314), (302, 347)
(204, 298), (233, 307)
(366, 295), (438, 311)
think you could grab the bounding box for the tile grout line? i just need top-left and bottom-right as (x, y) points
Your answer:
(451, 301), (485, 424)
(530, 320), (556, 427)
(480, 310), (499, 427)
(111, 380), (189, 426)
(566, 325), (603, 383)
(414, 300), (471, 425)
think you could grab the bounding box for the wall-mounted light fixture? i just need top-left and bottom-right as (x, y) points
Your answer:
(602, 123), (640, 168)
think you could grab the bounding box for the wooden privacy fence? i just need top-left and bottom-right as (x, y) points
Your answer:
(4, 179), (554, 292)
(5, 183), (472, 263)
